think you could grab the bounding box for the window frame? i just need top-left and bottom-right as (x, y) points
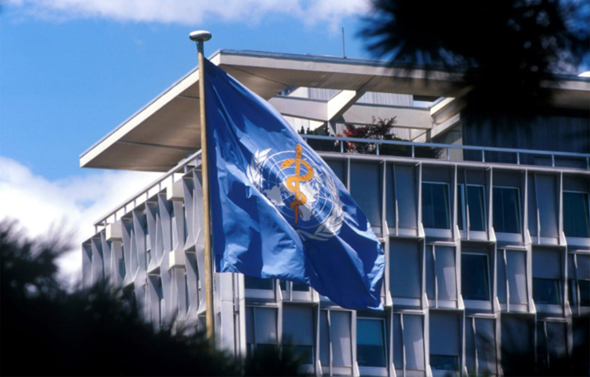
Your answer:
(493, 186), (522, 235)
(457, 183), (488, 234)
(320, 309), (354, 376)
(568, 251), (590, 314)
(422, 181), (452, 235)
(244, 276), (278, 300)
(461, 252), (492, 303)
(356, 317), (388, 369)
(562, 190), (590, 239)
(246, 306), (279, 359)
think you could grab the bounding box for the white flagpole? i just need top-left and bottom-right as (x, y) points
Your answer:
(189, 30), (214, 342)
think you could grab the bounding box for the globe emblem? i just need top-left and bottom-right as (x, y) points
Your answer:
(247, 145), (344, 241)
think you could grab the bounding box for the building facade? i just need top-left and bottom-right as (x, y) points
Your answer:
(81, 50), (590, 376)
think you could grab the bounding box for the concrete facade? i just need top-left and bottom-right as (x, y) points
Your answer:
(82, 50), (590, 376)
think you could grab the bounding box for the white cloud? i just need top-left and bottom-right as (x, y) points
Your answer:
(0, 156), (160, 287)
(5, 0), (370, 26)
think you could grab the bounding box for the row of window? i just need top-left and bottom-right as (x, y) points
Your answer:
(247, 248), (590, 309)
(325, 160), (590, 240)
(246, 306), (585, 374)
(423, 182), (590, 237)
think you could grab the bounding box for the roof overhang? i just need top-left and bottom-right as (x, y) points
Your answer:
(80, 50), (590, 172)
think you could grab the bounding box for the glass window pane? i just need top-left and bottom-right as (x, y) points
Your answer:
(390, 241), (422, 298)
(357, 319), (386, 367)
(422, 183), (450, 229)
(397, 165), (417, 229)
(577, 255), (590, 280)
(493, 187), (521, 233)
(564, 192), (590, 237)
(430, 312), (460, 371)
(533, 250), (561, 279)
(475, 319), (497, 374)
(462, 253), (491, 301)
(536, 175), (558, 238)
(283, 306), (313, 346)
(497, 251), (507, 303)
(293, 282), (310, 291)
(404, 315), (425, 370)
(465, 319), (476, 373)
(331, 311), (352, 367)
(245, 276), (274, 290)
(457, 186), (465, 230)
(326, 160), (346, 186)
(430, 355), (459, 371)
(319, 311), (329, 366)
(507, 251), (527, 304)
(579, 280), (590, 306)
(546, 322), (567, 361)
(255, 308), (278, 344)
(501, 316), (534, 374)
(426, 246), (457, 300)
(436, 247), (457, 300)
(467, 185), (486, 231)
(350, 162), (381, 228)
(393, 314), (403, 369)
(430, 312), (460, 356)
(246, 307), (254, 344)
(533, 278), (562, 305)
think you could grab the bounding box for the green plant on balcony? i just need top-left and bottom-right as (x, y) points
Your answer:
(343, 117), (440, 159)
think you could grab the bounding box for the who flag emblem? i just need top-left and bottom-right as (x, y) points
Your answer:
(203, 59), (384, 311)
(247, 145), (344, 241)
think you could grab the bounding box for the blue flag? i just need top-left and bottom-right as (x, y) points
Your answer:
(203, 59), (384, 311)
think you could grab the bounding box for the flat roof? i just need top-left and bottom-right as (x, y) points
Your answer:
(80, 49), (590, 172)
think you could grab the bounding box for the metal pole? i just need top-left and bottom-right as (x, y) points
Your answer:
(189, 30), (214, 342)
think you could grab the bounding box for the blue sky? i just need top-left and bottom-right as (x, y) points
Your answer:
(0, 0), (374, 282)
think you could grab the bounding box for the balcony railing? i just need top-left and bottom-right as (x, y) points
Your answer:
(93, 136), (590, 230)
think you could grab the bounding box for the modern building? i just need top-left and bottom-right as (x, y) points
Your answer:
(81, 50), (590, 376)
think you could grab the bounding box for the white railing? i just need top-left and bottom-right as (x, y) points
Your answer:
(94, 136), (589, 230)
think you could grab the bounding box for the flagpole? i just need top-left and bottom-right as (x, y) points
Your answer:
(189, 30), (214, 342)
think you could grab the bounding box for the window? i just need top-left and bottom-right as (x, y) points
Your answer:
(402, 314), (425, 370)
(568, 253), (590, 308)
(493, 187), (521, 233)
(462, 253), (491, 301)
(390, 240), (422, 300)
(283, 306), (314, 364)
(458, 184), (487, 231)
(246, 307), (278, 358)
(426, 246), (457, 301)
(536, 321), (568, 372)
(429, 312), (460, 371)
(422, 182), (451, 229)
(497, 250), (528, 305)
(563, 192), (590, 238)
(501, 315), (535, 374)
(320, 310), (352, 370)
(245, 276), (274, 290)
(147, 275), (164, 326)
(533, 279), (562, 305)
(357, 318), (387, 367)
(532, 250), (562, 306)
(279, 280), (309, 292)
(351, 162), (381, 230)
(465, 318), (497, 375)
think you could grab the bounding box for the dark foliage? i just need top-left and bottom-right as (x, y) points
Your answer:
(244, 341), (309, 377)
(342, 117), (440, 158)
(0, 220), (307, 376)
(362, 0), (590, 111)
(299, 118), (440, 158)
(301, 125), (341, 152)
